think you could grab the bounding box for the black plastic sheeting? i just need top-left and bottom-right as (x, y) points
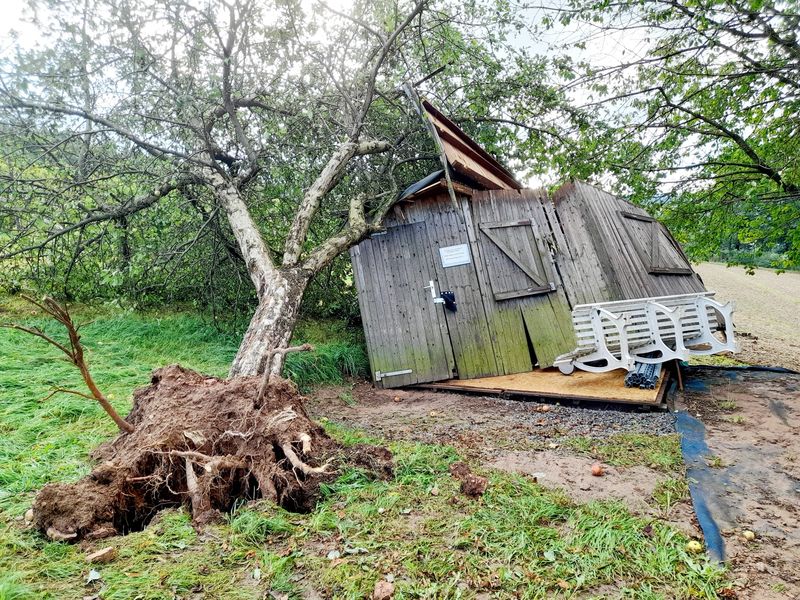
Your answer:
(674, 411), (727, 561)
(398, 170), (444, 200)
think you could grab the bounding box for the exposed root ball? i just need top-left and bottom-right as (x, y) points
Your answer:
(33, 365), (393, 541)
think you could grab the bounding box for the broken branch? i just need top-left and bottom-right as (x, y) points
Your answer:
(1, 295), (134, 433)
(255, 343), (314, 406)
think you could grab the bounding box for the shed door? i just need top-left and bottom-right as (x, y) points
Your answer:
(471, 189), (576, 369)
(350, 222), (454, 388)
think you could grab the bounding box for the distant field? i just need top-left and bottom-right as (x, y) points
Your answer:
(695, 262), (800, 372)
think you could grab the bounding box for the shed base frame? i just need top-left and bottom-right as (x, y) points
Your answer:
(419, 366), (671, 406)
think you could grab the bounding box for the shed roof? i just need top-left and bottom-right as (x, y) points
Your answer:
(422, 100), (522, 191)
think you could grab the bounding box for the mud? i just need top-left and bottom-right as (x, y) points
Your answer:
(677, 368), (800, 600)
(449, 462), (488, 498)
(33, 365), (392, 541)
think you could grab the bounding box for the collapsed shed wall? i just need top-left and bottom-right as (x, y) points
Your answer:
(550, 181), (705, 305)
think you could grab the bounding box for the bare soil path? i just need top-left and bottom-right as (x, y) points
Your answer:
(677, 367), (800, 600)
(307, 385), (696, 535)
(310, 365), (800, 599)
(695, 262), (800, 371)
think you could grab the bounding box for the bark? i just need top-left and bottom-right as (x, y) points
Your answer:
(204, 167), (277, 296)
(229, 269), (310, 377)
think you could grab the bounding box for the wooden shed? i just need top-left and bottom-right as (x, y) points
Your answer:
(349, 101), (714, 390)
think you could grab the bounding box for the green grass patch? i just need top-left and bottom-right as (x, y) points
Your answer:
(0, 300), (729, 598)
(688, 354), (749, 367)
(283, 342), (368, 390)
(652, 477), (690, 513)
(564, 434), (683, 471)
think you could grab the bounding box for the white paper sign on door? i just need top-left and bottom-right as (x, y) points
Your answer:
(439, 244), (471, 268)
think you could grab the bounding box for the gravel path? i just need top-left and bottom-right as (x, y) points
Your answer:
(308, 385), (676, 460)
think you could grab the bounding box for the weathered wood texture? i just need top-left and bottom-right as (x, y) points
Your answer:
(422, 100), (521, 191)
(470, 189), (577, 369)
(350, 179), (705, 388)
(349, 222), (453, 388)
(549, 181), (705, 304)
(390, 197), (501, 380)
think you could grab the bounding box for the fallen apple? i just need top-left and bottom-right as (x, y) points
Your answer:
(686, 540), (703, 554)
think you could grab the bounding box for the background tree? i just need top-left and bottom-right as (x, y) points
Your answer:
(530, 0), (800, 269)
(0, 0), (595, 375)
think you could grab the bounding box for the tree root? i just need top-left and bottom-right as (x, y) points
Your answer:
(281, 442), (330, 475)
(31, 364), (393, 541)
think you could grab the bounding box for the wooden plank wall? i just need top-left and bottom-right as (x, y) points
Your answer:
(550, 181), (705, 303)
(351, 179), (705, 387)
(387, 198), (501, 379)
(349, 222), (453, 388)
(470, 189), (576, 368)
(459, 197), (532, 374)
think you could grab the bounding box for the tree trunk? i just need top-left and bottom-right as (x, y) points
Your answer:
(229, 269), (310, 378)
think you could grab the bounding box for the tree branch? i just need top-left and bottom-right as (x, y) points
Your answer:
(0, 176), (196, 260)
(0, 94), (200, 163)
(1, 296), (134, 433)
(282, 140), (390, 266)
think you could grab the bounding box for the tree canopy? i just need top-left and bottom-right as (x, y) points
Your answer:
(1, 0), (796, 337)
(536, 0), (800, 269)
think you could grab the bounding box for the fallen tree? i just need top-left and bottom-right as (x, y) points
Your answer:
(3, 297), (392, 541)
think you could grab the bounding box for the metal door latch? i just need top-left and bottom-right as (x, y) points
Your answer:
(375, 369), (413, 382)
(424, 280), (446, 303)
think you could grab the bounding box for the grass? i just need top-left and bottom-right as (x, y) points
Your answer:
(0, 298), (729, 598)
(564, 434), (684, 471)
(688, 354), (749, 367)
(283, 342), (368, 390)
(652, 477), (690, 514)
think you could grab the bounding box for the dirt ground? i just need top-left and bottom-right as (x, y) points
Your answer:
(309, 366), (800, 599)
(307, 385), (696, 535)
(677, 368), (800, 600)
(695, 262), (800, 372)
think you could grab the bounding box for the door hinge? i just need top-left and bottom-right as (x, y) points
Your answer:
(375, 368), (413, 382)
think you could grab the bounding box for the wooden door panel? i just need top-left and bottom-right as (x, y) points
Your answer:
(478, 219), (554, 300)
(423, 201), (500, 379)
(470, 190), (576, 369)
(350, 222), (453, 388)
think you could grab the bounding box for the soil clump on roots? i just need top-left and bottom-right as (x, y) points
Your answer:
(33, 365), (393, 541)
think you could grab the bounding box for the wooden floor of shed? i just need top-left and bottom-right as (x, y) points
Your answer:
(421, 367), (671, 405)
